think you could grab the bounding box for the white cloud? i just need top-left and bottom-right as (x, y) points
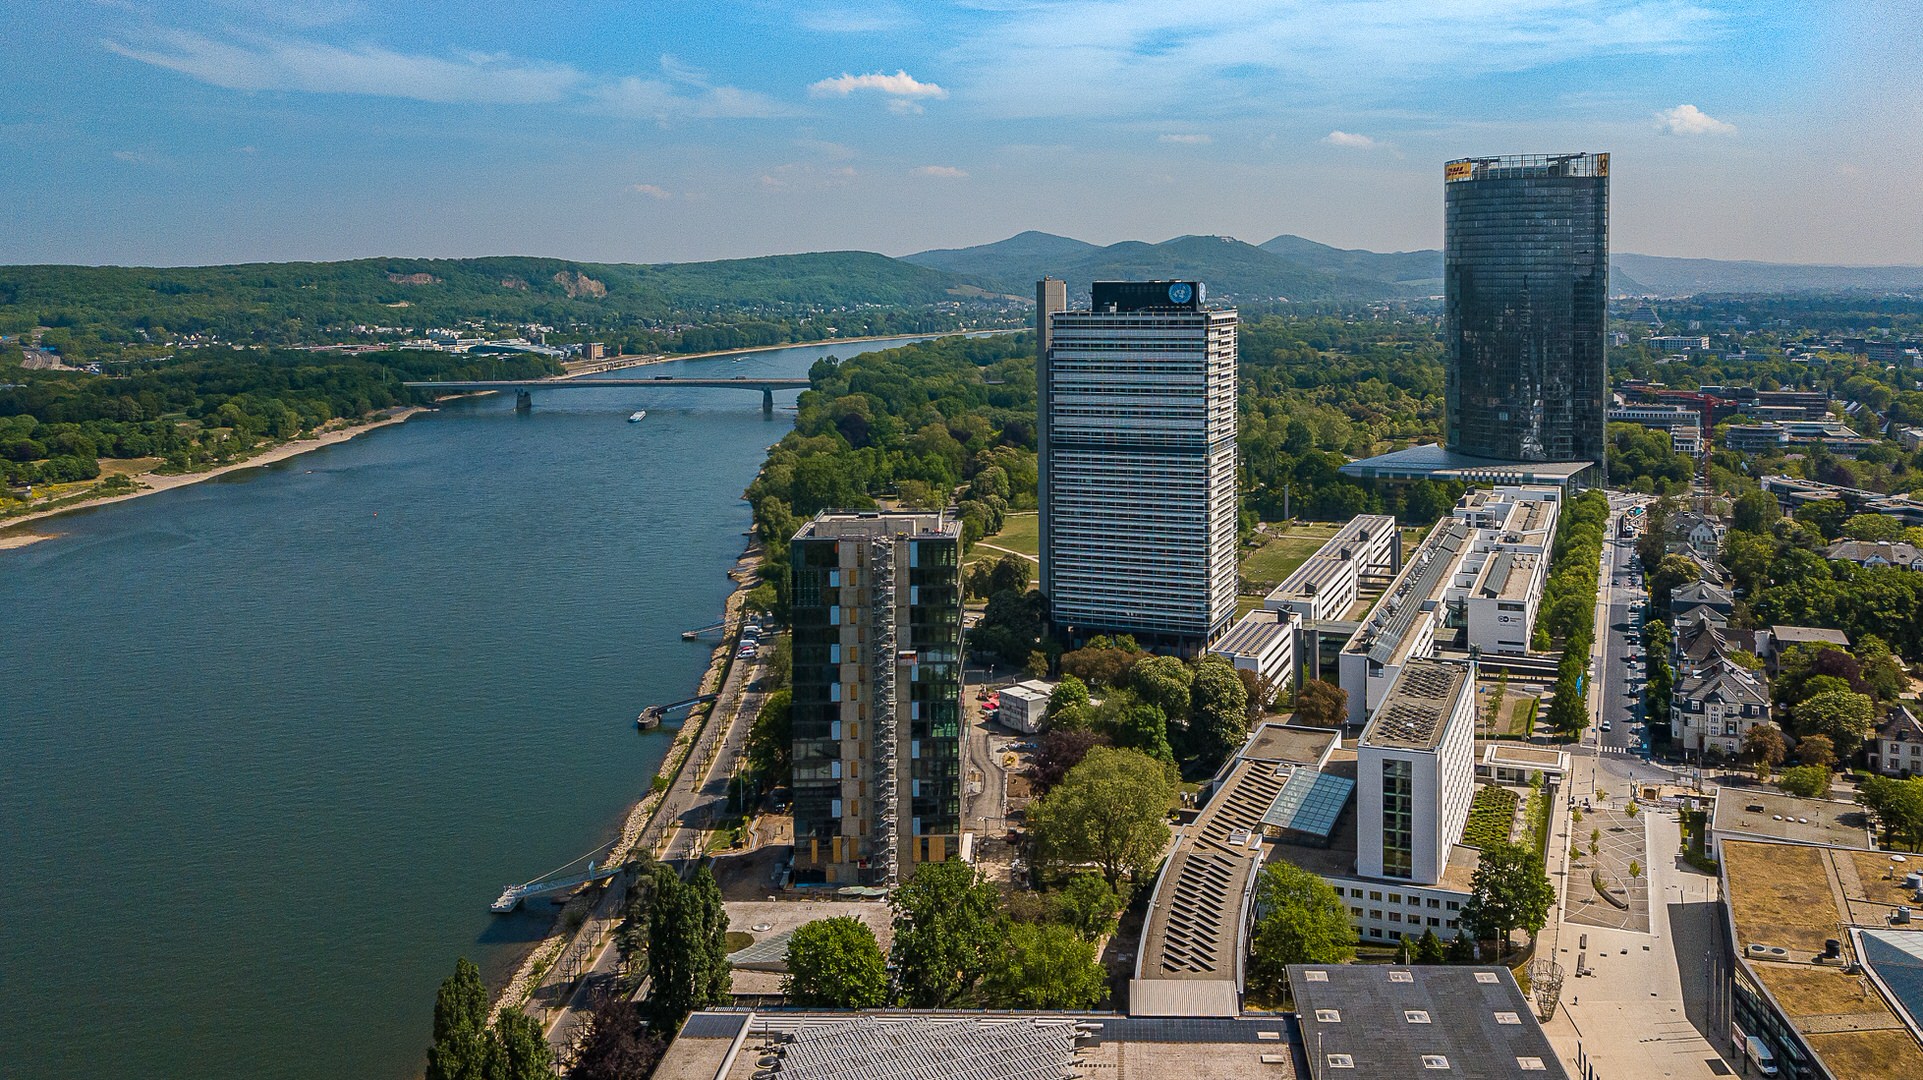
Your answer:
(808, 70), (947, 101)
(1323, 130), (1381, 149)
(627, 184), (672, 199)
(1656, 103), (1736, 136)
(1159, 133), (1211, 144)
(912, 165), (968, 178)
(103, 29), (584, 104)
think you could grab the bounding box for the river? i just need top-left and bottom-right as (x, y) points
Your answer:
(0, 336), (937, 1080)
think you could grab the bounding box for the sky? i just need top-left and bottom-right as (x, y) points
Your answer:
(3, 0), (1919, 267)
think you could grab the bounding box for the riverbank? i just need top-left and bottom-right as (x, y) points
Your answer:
(487, 540), (764, 1024)
(0, 406), (428, 539)
(566, 326), (1018, 377)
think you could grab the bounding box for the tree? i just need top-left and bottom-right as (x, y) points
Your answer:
(1797, 733), (1837, 770)
(746, 688), (792, 788)
(1129, 655), (1193, 728)
(1862, 776), (1923, 850)
(1650, 555), (1703, 618)
(1854, 635), (1910, 702)
(1793, 689), (1876, 758)
(426, 958), (490, 1080)
(890, 860), (1004, 1007)
(1414, 928), (1446, 964)
(1025, 747), (1176, 890)
(981, 923), (1108, 1010)
(783, 916), (888, 1008)
(645, 866), (731, 1030)
(1447, 930), (1476, 962)
(1052, 872), (1123, 941)
(1294, 679), (1348, 728)
(1484, 671), (1510, 734)
(488, 1010), (552, 1080)
(1046, 675), (1091, 721)
(1744, 724), (1788, 781)
(988, 552), (1032, 597)
(1188, 654), (1251, 772)
(1731, 489), (1781, 534)
(1460, 841), (1555, 962)
(1113, 701), (1174, 765)
(1029, 728), (1111, 795)
(1778, 764), (1832, 799)
(570, 1000), (664, 1080)
(1842, 513), (1905, 543)
(1246, 862), (1356, 998)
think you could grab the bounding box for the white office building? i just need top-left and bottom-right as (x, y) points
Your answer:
(1355, 660), (1478, 884)
(1039, 280), (1238, 646)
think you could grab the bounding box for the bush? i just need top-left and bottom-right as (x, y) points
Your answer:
(1778, 764), (1832, 799)
(1462, 786), (1519, 848)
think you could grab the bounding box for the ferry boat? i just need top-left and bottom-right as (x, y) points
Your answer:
(628, 410), (647, 423)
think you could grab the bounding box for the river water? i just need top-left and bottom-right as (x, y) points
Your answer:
(0, 337), (930, 1080)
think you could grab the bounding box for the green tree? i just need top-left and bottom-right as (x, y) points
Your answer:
(488, 1010), (553, 1080)
(746, 688), (792, 788)
(1294, 679), (1348, 728)
(1795, 498), (1853, 541)
(1414, 928), (1446, 964)
(1447, 930), (1476, 962)
(989, 552), (1033, 597)
(645, 866), (731, 1030)
(981, 922), (1108, 1010)
(783, 916), (888, 1008)
(1460, 841), (1555, 962)
(1246, 861), (1356, 999)
(1778, 764), (1832, 799)
(1797, 733), (1837, 770)
(570, 1000), (664, 1080)
(1744, 724), (1788, 781)
(1047, 675), (1091, 721)
(1112, 701), (1175, 766)
(1793, 689), (1876, 758)
(425, 957), (490, 1080)
(1052, 872), (1124, 941)
(1650, 555), (1703, 618)
(890, 860), (1004, 1007)
(1188, 654), (1251, 772)
(1842, 513), (1905, 543)
(1862, 776), (1923, 849)
(1025, 747), (1176, 890)
(1129, 654), (1194, 730)
(1731, 489), (1781, 534)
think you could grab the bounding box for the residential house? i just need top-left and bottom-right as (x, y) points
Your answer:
(1670, 579), (1735, 616)
(1672, 657), (1774, 760)
(1823, 540), (1923, 571)
(1869, 704), (1923, 778)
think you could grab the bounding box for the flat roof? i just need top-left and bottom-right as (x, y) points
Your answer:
(1720, 841), (1923, 1077)
(1212, 609), (1293, 658)
(793, 510), (961, 540)
(1362, 660), (1469, 752)
(1288, 964), (1567, 1079)
(1338, 443), (1594, 484)
(1770, 625), (1852, 647)
(1480, 743), (1569, 772)
(1344, 521), (1472, 666)
(1710, 790), (1874, 850)
(1476, 550), (1540, 602)
(1242, 722), (1340, 767)
(659, 1011), (1307, 1080)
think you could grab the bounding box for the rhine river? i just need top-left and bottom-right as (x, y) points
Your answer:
(0, 337), (938, 1080)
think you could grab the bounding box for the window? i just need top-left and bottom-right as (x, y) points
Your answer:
(1474, 972), (1499, 984)
(1390, 912), (1402, 923)
(1421, 1055), (1450, 1070)
(1404, 1010), (1430, 1024)
(1388, 971), (1414, 984)
(1518, 1057), (1546, 1071)
(1428, 898), (1442, 909)
(1327, 1055), (1355, 1069)
(1351, 888), (1364, 898)
(1445, 919), (1458, 929)
(1351, 907), (1363, 918)
(1494, 1012), (1521, 1025)
(1428, 917), (1441, 927)
(1369, 890), (1382, 901)
(1370, 910), (1382, 921)
(1388, 893), (1402, 904)
(1315, 1010), (1341, 1023)
(1446, 901), (1461, 911)
(1302, 970), (1329, 982)
(1383, 759), (1414, 878)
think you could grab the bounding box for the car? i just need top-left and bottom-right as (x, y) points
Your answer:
(1600, 720), (1612, 732)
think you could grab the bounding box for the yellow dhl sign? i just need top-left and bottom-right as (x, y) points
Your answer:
(1445, 160), (1474, 182)
(1596, 153), (1609, 177)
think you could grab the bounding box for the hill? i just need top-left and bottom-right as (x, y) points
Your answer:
(1608, 254), (1923, 297)
(905, 232), (1398, 301)
(1258, 234), (1443, 292)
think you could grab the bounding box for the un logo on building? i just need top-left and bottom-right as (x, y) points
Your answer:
(1167, 282), (1193, 304)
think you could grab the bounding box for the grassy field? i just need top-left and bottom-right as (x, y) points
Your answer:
(1507, 696), (1540, 738)
(968, 511), (1039, 566)
(1238, 522), (1344, 584)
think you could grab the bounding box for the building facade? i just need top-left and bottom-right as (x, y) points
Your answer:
(1443, 153), (1610, 472)
(1040, 280), (1239, 645)
(789, 511), (964, 886)
(1355, 660), (1478, 884)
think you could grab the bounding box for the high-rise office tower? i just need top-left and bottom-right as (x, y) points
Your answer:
(1444, 153), (1610, 472)
(1039, 281), (1238, 646)
(788, 511), (963, 887)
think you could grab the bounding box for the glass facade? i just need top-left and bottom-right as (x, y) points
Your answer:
(1382, 758), (1413, 879)
(1444, 153), (1609, 473)
(788, 514), (963, 885)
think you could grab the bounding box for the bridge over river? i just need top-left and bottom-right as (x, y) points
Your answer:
(403, 376), (812, 415)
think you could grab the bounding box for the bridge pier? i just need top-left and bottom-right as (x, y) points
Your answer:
(515, 389), (532, 413)
(762, 387), (774, 418)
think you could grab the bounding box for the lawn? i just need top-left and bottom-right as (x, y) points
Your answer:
(1507, 696), (1539, 738)
(968, 511), (1039, 566)
(1239, 522), (1344, 585)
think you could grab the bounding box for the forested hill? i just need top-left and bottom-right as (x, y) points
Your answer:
(0, 251), (1016, 362)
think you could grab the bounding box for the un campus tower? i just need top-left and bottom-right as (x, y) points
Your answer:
(1443, 153), (1610, 475)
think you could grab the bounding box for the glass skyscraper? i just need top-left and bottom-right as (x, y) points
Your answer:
(1444, 153), (1610, 473)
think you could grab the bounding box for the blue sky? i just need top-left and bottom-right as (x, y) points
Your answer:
(3, 0), (1918, 266)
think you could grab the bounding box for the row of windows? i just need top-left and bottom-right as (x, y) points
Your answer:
(1348, 887), (1460, 911)
(1352, 908), (1459, 930)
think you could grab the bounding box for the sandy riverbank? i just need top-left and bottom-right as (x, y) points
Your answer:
(0, 406), (428, 540)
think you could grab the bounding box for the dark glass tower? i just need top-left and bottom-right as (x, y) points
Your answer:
(1444, 153), (1609, 473)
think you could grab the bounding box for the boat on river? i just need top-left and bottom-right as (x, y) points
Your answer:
(628, 410), (647, 422)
